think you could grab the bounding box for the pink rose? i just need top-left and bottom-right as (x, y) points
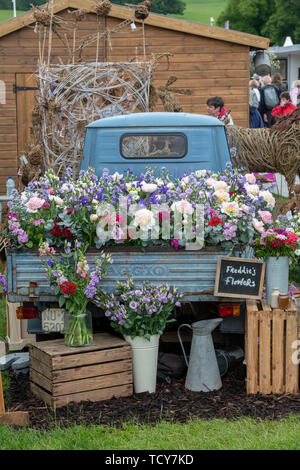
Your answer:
(245, 173), (256, 184)
(25, 196), (45, 213)
(258, 210), (273, 224)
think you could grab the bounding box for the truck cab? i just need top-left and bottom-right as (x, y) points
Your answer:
(81, 112), (231, 177)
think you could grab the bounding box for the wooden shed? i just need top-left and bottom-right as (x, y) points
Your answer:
(0, 0), (269, 189)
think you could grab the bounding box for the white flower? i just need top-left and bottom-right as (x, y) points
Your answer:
(213, 180), (229, 192)
(141, 183), (158, 194)
(182, 176), (190, 185)
(245, 183), (260, 198)
(206, 178), (217, 187)
(167, 182), (175, 190)
(126, 181), (138, 191)
(221, 201), (240, 216)
(295, 249), (300, 256)
(155, 178), (164, 187)
(214, 190), (229, 203)
(134, 208), (156, 230)
(90, 214), (98, 222)
(171, 200), (194, 215)
(245, 173), (256, 184)
(259, 190), (275, 209)
(53, 196), (63, 206)
(112, 172), (123, 182)
(195, 170), (207, 178)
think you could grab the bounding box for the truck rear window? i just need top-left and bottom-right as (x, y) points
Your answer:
(120, 133), (187, 159)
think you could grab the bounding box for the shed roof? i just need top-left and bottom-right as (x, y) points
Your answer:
(0, 0), (269, 50)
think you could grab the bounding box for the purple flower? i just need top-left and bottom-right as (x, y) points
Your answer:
(129, 300), (138, 310)
(0, 273), (7, 294)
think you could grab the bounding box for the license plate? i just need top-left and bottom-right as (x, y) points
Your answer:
(42, 308), (65, 333)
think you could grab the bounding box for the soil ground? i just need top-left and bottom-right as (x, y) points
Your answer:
(4, 365), (300, 431)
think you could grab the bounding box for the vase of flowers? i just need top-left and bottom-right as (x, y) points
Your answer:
(94, 278), (182, 393)
(39, 240), (112, 347)
(252, 214), (299, 305)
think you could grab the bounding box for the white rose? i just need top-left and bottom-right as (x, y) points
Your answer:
(141, 183), (158, 194)
(213, 180), (229, 192)
(259, 190), (275, 209)
(214, 190), (229, 203)
(53, 196), (63, 206)
(245, 183), (260, 198)
(221, 201), (240, 216)
(295, 249), (300, 256)
(245, 173), (256, 184)
(167, 182), (175, 190)
(171, 200), (193, 215)
(206, 177), (217, 187)
(134, 208), (155, 230)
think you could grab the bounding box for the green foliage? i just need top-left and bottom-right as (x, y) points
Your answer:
(262, 0), (300, 46)
(112, 0), (186, 15)
(217, 0), (300, 45)
(216, 0), (272, 37)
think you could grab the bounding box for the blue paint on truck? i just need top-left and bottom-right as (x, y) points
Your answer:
(81, 112), (231, 177)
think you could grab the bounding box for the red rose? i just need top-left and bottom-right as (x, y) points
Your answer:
(50, 223), (63, 237)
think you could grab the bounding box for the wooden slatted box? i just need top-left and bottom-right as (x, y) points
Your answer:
(29, 333), (133, 407)
(246, 299), (299, 394)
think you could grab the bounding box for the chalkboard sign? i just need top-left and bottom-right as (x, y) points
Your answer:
(214, 257), (265, 299)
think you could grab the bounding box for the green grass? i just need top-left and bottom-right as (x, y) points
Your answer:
(171, 0), (228, 24)
(0, 1), (228, 25)
(0, 296), (6, 341)
(0, 9), (26, 22)
(0, 416), (300, 450)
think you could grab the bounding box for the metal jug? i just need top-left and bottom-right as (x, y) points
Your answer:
(177, 318), (223, 392)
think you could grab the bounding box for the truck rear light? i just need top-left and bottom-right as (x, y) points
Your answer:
(16, 306), (38, 319)
(218, 303), (241, 317)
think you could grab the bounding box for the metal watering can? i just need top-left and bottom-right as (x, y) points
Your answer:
(177, 318), (223, 392)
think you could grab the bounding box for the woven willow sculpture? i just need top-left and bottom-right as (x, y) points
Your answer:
(33, 61), (152, 175)
(226, 124), (300, 195)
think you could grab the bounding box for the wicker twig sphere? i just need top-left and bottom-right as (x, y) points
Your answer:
(94, 0), (112, 17)
(134, 5), (149, 20)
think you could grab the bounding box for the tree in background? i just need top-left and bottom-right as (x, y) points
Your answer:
(112, 0), (186, 16)
(217, 0), (300, 46)
(262, 0), (300, 45)
(216, 0), (271, 37)
(0, 0), (44, 10)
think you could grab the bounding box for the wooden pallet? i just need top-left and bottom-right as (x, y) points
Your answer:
(29, 333), (133, 408)
(246, 299), (299, 394)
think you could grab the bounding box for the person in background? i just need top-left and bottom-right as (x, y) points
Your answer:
(206, 96), (234, 125)
(271, 72), (286, 93)
(260, 75), (280, 127)
(249, 79), (264, 128)
(290, 80), (300, 107)
(271, 91), (297, 120)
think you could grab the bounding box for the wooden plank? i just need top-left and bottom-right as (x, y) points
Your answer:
(53, 370), (132, 396)
(30, 358), (52, 380)
(259, 309), (272, 394)
(16, 73), (39, 156)
(30, 382), (53, 407)
(29, 344), (53, 369)
(285, 311), (299, 393)
(52, 346), (132, 370)
(271, 309), (285, 394)
(54, 383), (133, 408)
(52, 358), (132, 383)
(30, 369), (53, 393)
(246, 306), (258, 394)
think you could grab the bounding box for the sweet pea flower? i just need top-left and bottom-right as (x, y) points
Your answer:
(195, 170), (207, 178)
(253, 218), (264, 233)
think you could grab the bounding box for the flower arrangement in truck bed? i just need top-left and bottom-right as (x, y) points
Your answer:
(252, 212), (299, 260)
(5, 164), (280, 251)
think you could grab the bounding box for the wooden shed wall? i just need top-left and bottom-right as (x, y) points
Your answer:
(0, 9), (250, 190)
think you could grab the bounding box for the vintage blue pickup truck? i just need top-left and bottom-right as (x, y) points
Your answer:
(6, 112), (246, 336)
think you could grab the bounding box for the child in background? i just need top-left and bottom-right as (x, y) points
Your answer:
(271, 91), (297, 120)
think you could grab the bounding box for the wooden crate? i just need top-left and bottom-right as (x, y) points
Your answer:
(29, 333), (133, 407)
(246, 299), (299, 394)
